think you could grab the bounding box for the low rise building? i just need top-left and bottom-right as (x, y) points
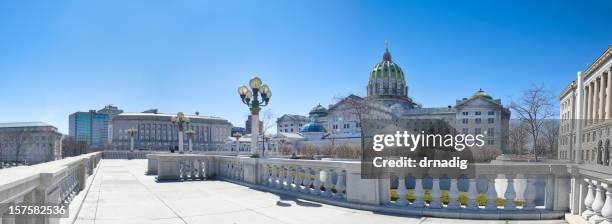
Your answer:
(0, 122), (62, 164)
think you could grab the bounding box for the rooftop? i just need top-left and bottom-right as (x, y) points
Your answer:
(0, 121), (54, 128)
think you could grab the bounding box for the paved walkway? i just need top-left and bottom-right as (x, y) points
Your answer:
(70, 160), (567, 224)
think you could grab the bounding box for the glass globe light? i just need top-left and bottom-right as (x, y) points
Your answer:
(249, 76), (262, 89)
(260, 84), (269, 95)
(238, 85), (248, 96)
(245, 90), (252, 100)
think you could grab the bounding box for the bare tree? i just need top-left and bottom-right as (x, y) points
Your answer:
(509, 121), (529, 154)
(339, 95), (378, 152)
(510, 85), (556, 161)
(541, 119), (560, 159)
(1, 129), (30, 163)
(260, 109), (275, 156)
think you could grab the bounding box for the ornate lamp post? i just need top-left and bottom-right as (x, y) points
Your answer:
(232, 132), (242, 152)
(186, 128), (195, 153)
(127, 127), (138, 152)
(238, 76), (271, 157)
(171, 112), (190, 154)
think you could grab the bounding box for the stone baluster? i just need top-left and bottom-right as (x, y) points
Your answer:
(485, 175), (498, 210)
(312, 169), (322, 195)
(293, 167), (302, 192)
(284, 167), (292, 190)
(429, 178), (442, 209)
(447, 179), (460, 209)
(412, 178), (424, 208)
(584, 179), (597, 219)
(301, 168), (311, 194)
(396, 175), (408, 206)
(504, 174), (517, 210)
(334, 170), (345, 199)
(466, 178), (479, 209)
(276, 166), (285, 189)
(600, 183), (612, 224)
(269, 165), (276, 187)
(190, 160), (196, 179)
(590, 181), (606, 223)
(323, 169), (334, 197)
(523, 175), (536, 210)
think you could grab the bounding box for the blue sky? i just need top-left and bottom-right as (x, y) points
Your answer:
(0, 0), (611, 133)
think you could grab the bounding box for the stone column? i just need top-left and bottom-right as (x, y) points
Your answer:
(586, 84), (590, 126)
(584, 179), (596, 219)
(485, 175), (498, 210)
(607, 71), (612, 120)
(577, 71), (585, 163)
(600, 184), (612, 224)
(412, 178), (425, 208)
(447, 179), (460, 209)
(429, 178), (442, 209)
(592, 82), (597, 125)
(301, 168), (311, 194)
(504, 174), (517, 210)
(601, 76), (606, 121)
(466, 178), (479, 209)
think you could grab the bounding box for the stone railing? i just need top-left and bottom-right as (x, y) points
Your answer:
(569, 164), (612, 223)
(0, 152), (102, 224)
(150, 154), (570, 220)
(102, 150), (165, 159)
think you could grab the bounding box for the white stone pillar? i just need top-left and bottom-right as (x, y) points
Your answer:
(251, 114), (259, 155)
(577, 71), (585, 163)
(396, 175), (408, 206)
(278, 166), (286, 189)
(269, 165), (277, 187)
(188, 138), (193, 152)
(178, 131), (184, 153)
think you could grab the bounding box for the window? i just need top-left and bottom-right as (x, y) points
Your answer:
(487, 140), (495, 145)
(462, 112), (468, 116)
(487, 128), (494, 136)
(488, 111), (495, 115)
(475, 111), (481, 115)
(462, 128), (468, 134)
(475, 118), (481, 124)
(290, 128), (293, 132)
(356, 122), (361, 128)
(488, 118), (494, 124)
(475, 128), (481, 135)
(462, 118), (468, 124)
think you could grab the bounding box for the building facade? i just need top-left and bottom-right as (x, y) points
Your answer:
(558, 46), (612, 164)
(272, 43), (510, 154)
(0, 122), (62, 164)
(69, 105), (123, 148)
(111, 111), (232, 151)
(276, 114), (309, 133)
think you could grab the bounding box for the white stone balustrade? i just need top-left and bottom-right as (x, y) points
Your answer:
(0, 152), (102, 224)
(150, 155), (576, 220)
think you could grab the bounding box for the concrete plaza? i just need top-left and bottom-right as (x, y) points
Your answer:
(67, 160), (567, 224)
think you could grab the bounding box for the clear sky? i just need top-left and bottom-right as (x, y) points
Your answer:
(0, 0), (611, 134)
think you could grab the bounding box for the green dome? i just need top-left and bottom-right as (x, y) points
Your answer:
(367, 43), (408, 98)
(473, 88), (492, 99)
(309, 104), (328, 117)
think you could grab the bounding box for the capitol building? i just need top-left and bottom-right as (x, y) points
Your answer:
(274, 44), (511, 153)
